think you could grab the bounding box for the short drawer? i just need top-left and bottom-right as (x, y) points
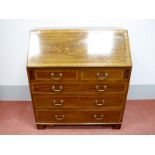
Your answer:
(32, 82), (126, 94)
(34, 69), (78, 81)
(81, 68), (124, 81)
(36, 109), (121, 123)
(34, 94), (124, 108)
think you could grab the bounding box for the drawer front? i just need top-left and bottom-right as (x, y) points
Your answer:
(32, 83), (126, 94)
(34, 69), (78, 81)
(34, 94), (124, 108)
(36, 109), (121, 123)
(81, 68), (124, 81)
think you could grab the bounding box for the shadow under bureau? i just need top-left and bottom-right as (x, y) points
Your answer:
(27, 29), (132, 129)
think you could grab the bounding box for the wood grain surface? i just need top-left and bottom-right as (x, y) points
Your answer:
(27, 29), (132, 67)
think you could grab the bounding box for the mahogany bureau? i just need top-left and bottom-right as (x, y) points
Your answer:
(27, 29), (132, 129)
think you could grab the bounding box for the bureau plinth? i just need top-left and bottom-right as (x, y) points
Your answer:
(27, 29), (132, 129)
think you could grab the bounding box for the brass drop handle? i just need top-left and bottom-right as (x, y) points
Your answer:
(53, 99), (64, 106)
(96, 85), (107, 92)
(54, 114), (65, 120)
(93, 114), (104, 120)
(52, 85), (63, 92)
(97, 72), (108, 80)
(50, 72), (63, 80)
(95, 99), (105, 106)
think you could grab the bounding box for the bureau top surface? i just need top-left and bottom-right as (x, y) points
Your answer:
(27, 29), (132, 67)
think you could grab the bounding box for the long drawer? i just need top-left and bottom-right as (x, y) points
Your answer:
(34, 94), (124, 108)
(32, 82), (127, 94)
(36, 109), (121, 123)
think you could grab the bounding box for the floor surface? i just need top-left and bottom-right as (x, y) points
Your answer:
(0, 100), (155, 135)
